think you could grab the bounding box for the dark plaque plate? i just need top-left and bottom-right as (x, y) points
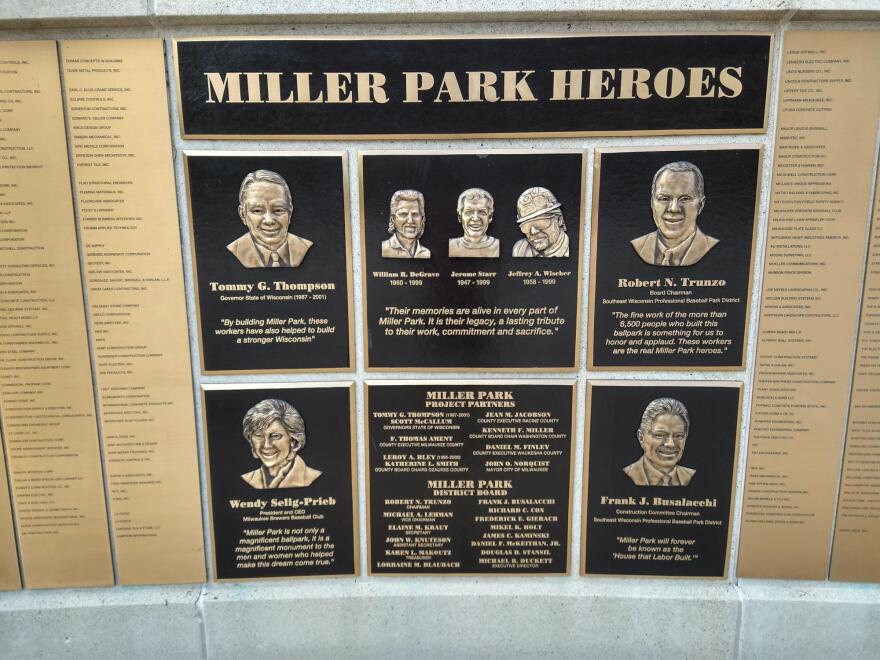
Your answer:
(185, 152), (353, 373)
(174, 34), (771, 138)
(582, 381), (741, 578)
(361, 151), (584, 370)
(589, 147), (761, 369)
(202, 383), (357, 580)
(367, 381), (574, 574)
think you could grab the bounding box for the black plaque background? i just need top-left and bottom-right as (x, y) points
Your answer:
(590, 148), (760, 368)
(583, 383), (739, 577)
(186, 154), (351, 372)
(176, 35), (770, 137)
(204, 385), (356, 580)
(368, 382), (573, 574)
(363, 152), (582, 369)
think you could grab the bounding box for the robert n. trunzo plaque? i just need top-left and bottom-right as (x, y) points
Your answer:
(589, 147), (761, 369)
(185, 153), (353, 373)
(367, 381), (574, 574)
(202, 383), (357, 580)
(582, 381), (741, 578)
(361, 151), (584, 369)
(174, 34), (771, 138)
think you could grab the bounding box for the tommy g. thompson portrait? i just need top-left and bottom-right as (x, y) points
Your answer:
(623, 397), (695, 487)
(382, 189), (431, 259)
(631, 161), (718, 267)
(240, 398), (322, 489)
(228, 169), (313, 268)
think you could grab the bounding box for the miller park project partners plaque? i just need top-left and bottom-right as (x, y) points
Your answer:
(367, 381), (575, 574)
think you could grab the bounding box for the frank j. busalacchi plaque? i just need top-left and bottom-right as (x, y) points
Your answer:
(185, 153), (353, 373)
(174, 34), (771, 138)
(202, 383), (358, 579)
(582, 381), (741, 578)
(367, 381), (575, 574)
(589, 147), (761, 369)
(361, 151), (584, 370)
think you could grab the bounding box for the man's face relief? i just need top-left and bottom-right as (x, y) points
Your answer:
(651, 170), (705, 246)
(249, 419), (294, 471)
(639, 413), (688, 471)
(391, 199), (424, 241)
(239, 181), (291, 250)
(459, 197), (492, 241)
(519, 214), (563, 253)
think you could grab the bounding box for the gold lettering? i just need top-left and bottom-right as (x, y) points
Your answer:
(550, 69), (584, 101)
(618, 68), (652, 100)
(655, 67), (686, 99)
(403, 72), (434, 103)
(356, 72), (389, 104)
(435, 72), (465, 103)
(204, 72), (242, 103)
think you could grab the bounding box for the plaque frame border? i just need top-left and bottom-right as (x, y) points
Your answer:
(364, 379), (577, 576)
(586, 144), (764, 371)
(200, 381), (360, 582)
(183, 150), (356, 375)
(172, 33), (773, 141)
(579, 379), (743, 579)
(358, 149), (587, 372)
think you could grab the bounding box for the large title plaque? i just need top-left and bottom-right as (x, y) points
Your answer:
(185, 153), (353, 373)
(367, 381), (574, 574)
(174, 35), (771, 138)
(61, 39), (206, 586)
(830, 148), (880, 583)
(589, 147), (761, 369)
(738, 31), (880, 580)
(361, 151), (584, 370)
(582, 381), (741, 578)
(202, 383), (358, 580)
(0, 41), (114, 588)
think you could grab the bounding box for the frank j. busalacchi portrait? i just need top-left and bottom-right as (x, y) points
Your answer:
(623, 397), (695, 487)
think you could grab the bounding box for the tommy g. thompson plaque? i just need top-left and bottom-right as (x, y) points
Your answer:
(361, 151), (584, 370)
(202, 383), (358, 580)
(582, 381), (741, 578)
(185, 152), (353, 374)
(589, 147), (761, 369)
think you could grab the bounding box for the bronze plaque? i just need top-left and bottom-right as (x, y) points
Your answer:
(361, 151), (584, 370)
(174, 34), (771, 139)
(61, 39), (206, 585)
(0, 431), (20, 590)
(367, 381), (575, 574)
(0, 41), (113, 588)
(588, 146), (761, 370)
(202, 383), (358, 580)
(738, 31), (880, 580)
(581, 381), (741, 578)
(830, 144), (880, 583)
(185, 152), (354, 374)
